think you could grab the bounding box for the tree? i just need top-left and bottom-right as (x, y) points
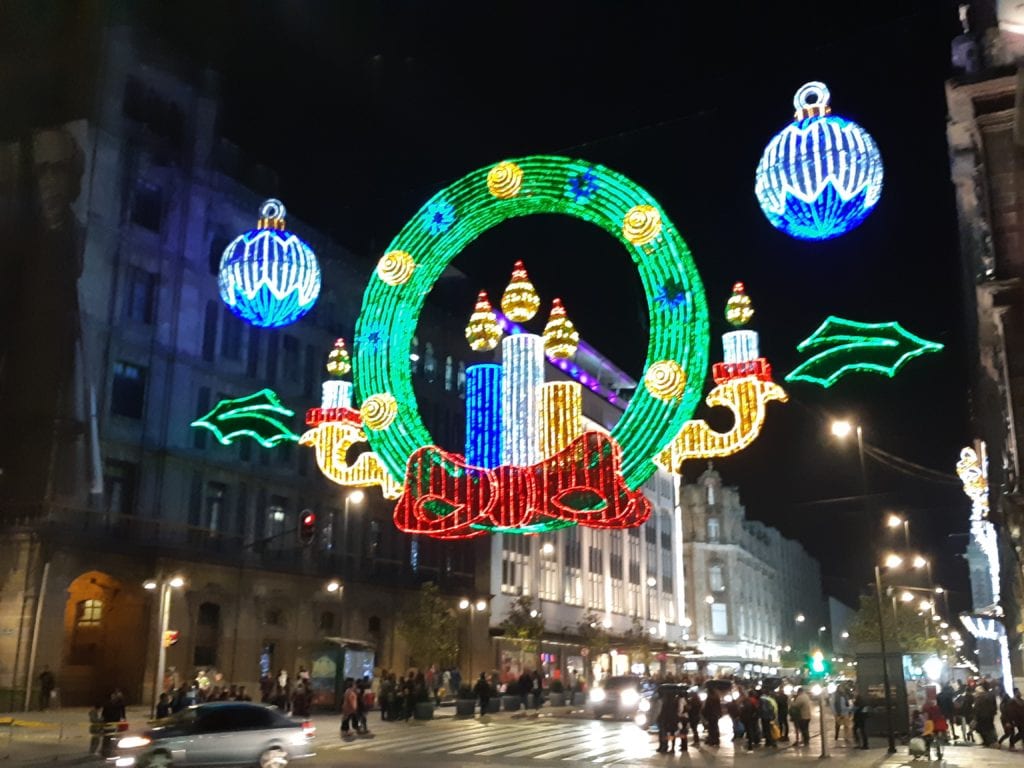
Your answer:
(575, 610), (609, 653)
(500, 595), (545, 654)
(622, 617), (655, 675)
(848, 593), (947, 653)
(396, 582), (460, 669)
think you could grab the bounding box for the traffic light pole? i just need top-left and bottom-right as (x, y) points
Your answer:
(874, 565), (898, 754)
(152, 580), (172, 718)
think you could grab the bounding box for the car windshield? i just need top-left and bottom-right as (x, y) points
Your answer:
(601, 676), (641, 690)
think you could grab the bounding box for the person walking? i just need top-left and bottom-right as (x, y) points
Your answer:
(938, 683), (956, 743)
(852, 694), (870, 749)
(773, 687), (790, 742)
(740, 691), (761, 750)
(155, 693), (172, 719)
(100, 690), (127, 757)
(686, 687), (703, 746)
(975, 682), (998, 746)
(923, 696), (948, 760)
(518, 669), (533, 711)
(474, 673), (491, 717)
(791, 687), (812, 747)
(38, 666), (55, 710)
(727, 689), (743, 742)
(340, 679), (358, 738)
(656, 686), (682, 753)
(834, 686), (853, 742)
(760, 689), (779, 747)
(703, 687), (722, 747)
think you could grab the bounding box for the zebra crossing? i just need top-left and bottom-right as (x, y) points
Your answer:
(320, 716), (678, 762)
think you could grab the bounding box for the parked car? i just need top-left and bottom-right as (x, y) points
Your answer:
(589, 676), (652, 721)
(108, 702), (315, 768)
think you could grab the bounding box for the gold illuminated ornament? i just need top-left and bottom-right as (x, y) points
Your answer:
(501, 260), (541, 322)
(300, 418), (403, 499)
(726, 282), (754, 327)
(487, 161), (524, 199)
(538, 382), (583, 460)
(644, 360), (687, 401)
(653, 377), (789, 470)
(465, 290), (503, 351)
(622, 204), (662, 246)
(326, 338), (352, 378)
(361, 393), (398, 431)
(376, 249), (416, 286)
(542, 297), (579, 359)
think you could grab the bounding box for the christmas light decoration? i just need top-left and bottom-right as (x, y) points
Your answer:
(218, 199), (321, 327)
(500, 260), (541, 322)
(487, 161), (524, 199)
(502, 334), (544, 466)
(465, 364), (503, 469)
(377, 250), (416, 286)
(322, 380), (352, 410)
(422, 199), (456, 235)
(352, 155), (710, 538)
(644, 360), (687, 401)
(326, 338), (352, 378)
(361, 393), (398, 431)
(542, 298), (579, 359)
(191, 389), (300, 448)
(465, 290), (503, 351)
(960, 615), (1013, 695)
(785, 316), (943, 388)
(957, 443), (1000, 606)
(725, 282), (754, 327)
(755, 82), (884, 240)
(300, 413), (403, 499)
(539, 382), (583, 460)
(723, 331), (759, 363)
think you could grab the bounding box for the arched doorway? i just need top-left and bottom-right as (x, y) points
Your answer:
(61, 571), (148, 705)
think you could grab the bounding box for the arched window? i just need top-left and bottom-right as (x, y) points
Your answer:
(423, 343), (436, 382)
(194, 602), (220, 666)
(707, 517), (720, 542)
(444, 356), (454, 391)
(76, 599), (103, 627)
(709, 563), (725, 592)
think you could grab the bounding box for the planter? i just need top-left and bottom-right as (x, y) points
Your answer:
(455, 699), (477, 717)
(571, 692), (587, 707)
(414, 701), (435, 720)
(501, 695), (521, 712)
(548, 692), (566, 707)
(487, 698), (501, 713)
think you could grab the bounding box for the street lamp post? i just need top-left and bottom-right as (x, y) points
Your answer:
(145, 575), (184, 717)
(341, 490), (365, 572)
(873, 563), (898, 754)
(887, 514), (911, 550)
(458, 598), (489, 675)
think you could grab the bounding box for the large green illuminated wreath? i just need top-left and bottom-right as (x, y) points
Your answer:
(353, 155), (709, 490)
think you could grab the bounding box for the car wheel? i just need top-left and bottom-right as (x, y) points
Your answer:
(142, 753), (172, 768)
(259, 746), (289, 768)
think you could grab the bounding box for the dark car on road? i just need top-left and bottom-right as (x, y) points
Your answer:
(108, 702), (315, 768)
(589, 675), (653, 721)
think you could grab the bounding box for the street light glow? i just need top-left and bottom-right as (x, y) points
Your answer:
(475, 599), (487, 612)
(168, 576), (185, 589)
(326, 580), (341, 593)
(541, 542), (555, 555)
(831, 420), (853, 438)
(920, 600), (932, 611)
(934, 586), (944, 594)
(901, 591), (914, 602)
(143, 580), (157, 590)
(884, 553), (903, 569)
(819, 626), (827, 632)
(795, 613), (806, 623)
(349, 490), (365, 505)
(458, 598), (470, 610)
(887, 514), (904, 528)
(912, 555), (927, 569)
(841, 631), (850, 639)
(705, 595), (715, 605)
(647, 576), (657, 587)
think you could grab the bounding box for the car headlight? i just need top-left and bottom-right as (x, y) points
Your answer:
(590, 688), (606, 703)
(638, 698), (651, 712)
(620, 689), (640, 707)
(634, 713), (648, 727)
(116, 736), (151, 750)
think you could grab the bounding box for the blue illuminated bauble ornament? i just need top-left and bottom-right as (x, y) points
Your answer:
(755, 82), (883, 241)
(218, 199), (321, 327)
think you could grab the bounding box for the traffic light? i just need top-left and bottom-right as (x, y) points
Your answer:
(299, 510), (316, 546)
(808, 650), (830, 678)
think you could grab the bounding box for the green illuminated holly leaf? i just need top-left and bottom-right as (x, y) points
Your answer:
(785, 316), (943, 389)
(422, 498), (460, 518)
(190, 389), (299, 448)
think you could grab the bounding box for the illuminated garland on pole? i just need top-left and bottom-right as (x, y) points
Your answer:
(352, 155), (710, 537)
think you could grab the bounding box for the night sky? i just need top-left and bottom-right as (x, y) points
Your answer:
(31, 2), (982, 608)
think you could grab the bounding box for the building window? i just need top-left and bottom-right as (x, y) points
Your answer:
(540, 558), (558, 601)
(282, 336), (300, 381)
(410, 538), (419, 573)
(707, 517), (720, 542)
(111, 361), (146, 418)
(628, 583), (641, 617)
(220, 310), (242, 360)
(194, 387), (211, 449)
(709, 563), (725, 592)
(707, 482), (716, 506)
(444, 356), (453, 391)
(266, 496), (287, 544)
(194, 602), (220, 667)
(124, 267), (156, 324)
(587, 570), (604, 609)
(205, 482), (226, 531)
(610, 533), (623, 580)
(130, 180), (162, 231)
(246, 328), (261, 379)
(202, 301), (218, 362)
(208, 234), (231, 276)
(711, 602), (729, 636)
(501, 535), (531, 595)
(103, 460), (137, 517)
(457, 361), (466, 396)
(611, 579), (624, 613)
(424, 342), (436, 382)
(76, 599), (103, 627)
(303, 344), (317, 397)
(319, 612), (335, 632)
(265, 609), (283, 627)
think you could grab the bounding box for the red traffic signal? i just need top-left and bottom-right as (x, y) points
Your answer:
(299, 510), (316, 546)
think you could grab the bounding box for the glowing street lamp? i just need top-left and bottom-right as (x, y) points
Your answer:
(831, 420), (853, 438)
(901, 591), (914, 603)
(146, 575), (185, 717)
(884, 553), (903, 569)
(795, 613), (806, 623)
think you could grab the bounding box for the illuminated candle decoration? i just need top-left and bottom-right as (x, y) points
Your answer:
(218, 199), (321, 327)
(465, 364), (503, 469)
(957, 443), (999, 605)
(785, 316), (943, 388)
(755, 81), (884, 240)
(191, 389), (300, 448)
(725, 282), (754, 326)
(502, 334), (544, 466)
(326, 338), (352, 378)
(353, 155), (711, 538)
(500, 260), (541, 322)
(465, 290), (503, 351)
(723, 331), (759, 364)
(322, 380), (352, 410)
(377, 250), (416, 286)
(542, 298), (579, 359)
(487, 161), (524, 199)
(539, 381), (583, 460)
